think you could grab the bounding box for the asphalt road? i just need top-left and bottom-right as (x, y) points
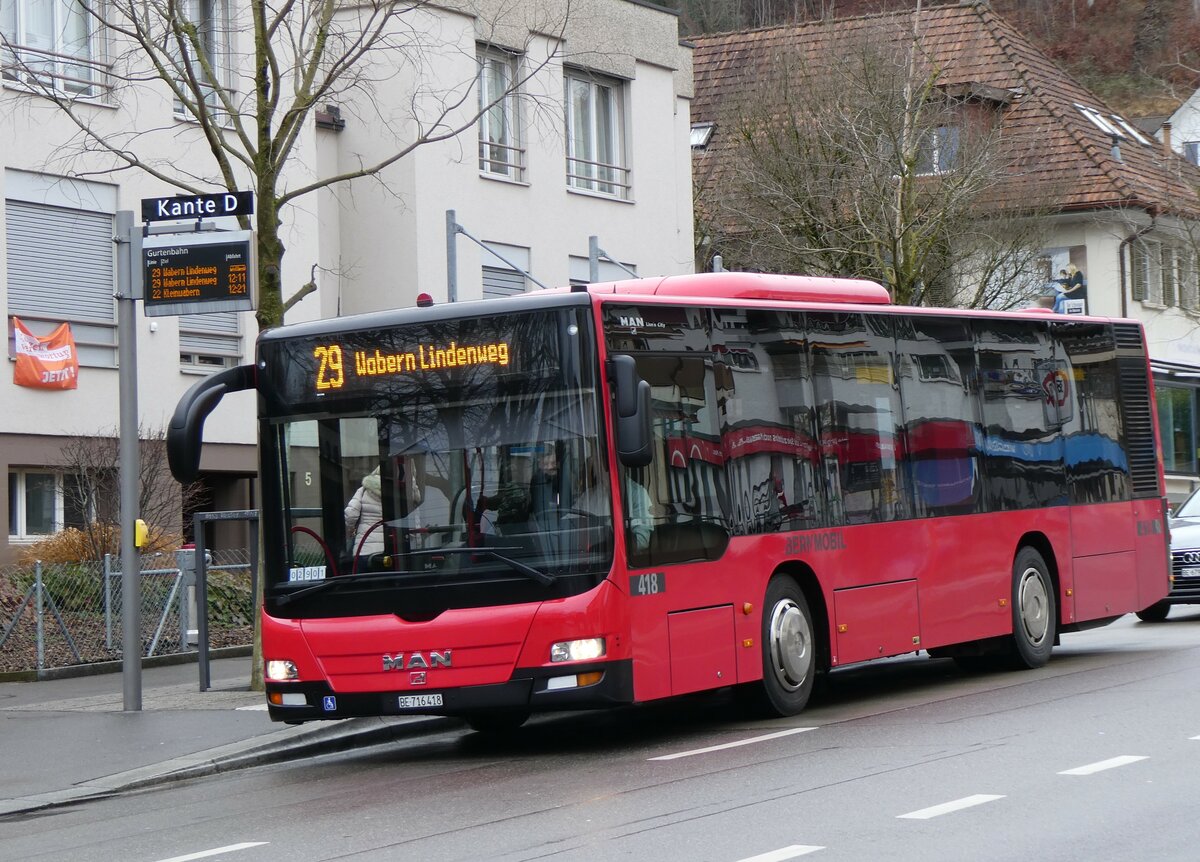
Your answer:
(5, 611), (1200, 862)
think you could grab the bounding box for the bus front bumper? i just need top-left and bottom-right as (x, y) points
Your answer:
(264, 659), (633, 723)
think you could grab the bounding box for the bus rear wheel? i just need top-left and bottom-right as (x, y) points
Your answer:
(747, 577), (816, 717)
(1009, 547), (1056, 669)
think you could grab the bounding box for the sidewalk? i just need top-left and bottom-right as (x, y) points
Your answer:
(0, 653), (455, 817)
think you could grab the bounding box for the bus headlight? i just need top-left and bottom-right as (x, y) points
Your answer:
(550, 637), (606, 663)
(266, 659), (299, 681)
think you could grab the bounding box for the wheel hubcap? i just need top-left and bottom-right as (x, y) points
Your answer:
(769, 599), (812, 691)
(1017, 566), (1049, 645)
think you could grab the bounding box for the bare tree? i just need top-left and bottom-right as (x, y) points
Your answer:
(1, 0), (568, 329)
(696, 24), (1060, 308)
(57, 426), (206, 562)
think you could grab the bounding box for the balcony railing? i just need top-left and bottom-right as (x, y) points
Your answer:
(566, 155), (631, 200)
(1, 42), (112, 99)
(479, 138), (527, 182)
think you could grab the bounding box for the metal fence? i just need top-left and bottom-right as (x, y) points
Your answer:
(0, 549), (254, 674)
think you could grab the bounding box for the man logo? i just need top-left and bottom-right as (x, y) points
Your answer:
(382, 651), (452, 671)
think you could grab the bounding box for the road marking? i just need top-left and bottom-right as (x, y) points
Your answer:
(236, 703), (269, 711)
(153, 842), (268, 862)
(1191, 735), (1200, 741)
(1058, 755), (1148, 776)
(648, 727), (817, 761)
(736, 845), (825, 862)
(897, 794), (1004, 820)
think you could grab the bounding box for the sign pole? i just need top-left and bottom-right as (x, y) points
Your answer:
(115, 210), (143, 711)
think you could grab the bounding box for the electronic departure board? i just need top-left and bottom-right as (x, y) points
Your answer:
(142, 231), (256, 317)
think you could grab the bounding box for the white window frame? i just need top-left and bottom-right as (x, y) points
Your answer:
(477, 46), (524, 181)
(171, 0), (232, 123)
(7, 469), (78, 539)
(916, 125), (960, 175)
(1, 0), (105, 97)
(564, 69), (630, 199)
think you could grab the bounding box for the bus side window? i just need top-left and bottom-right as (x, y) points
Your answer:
(809, 312), (909, 526)
(626, 353), (731, 566)
(897, 317), (984, 518)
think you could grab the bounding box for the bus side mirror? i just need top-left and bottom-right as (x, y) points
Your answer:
(609, 354), (653, 468)
(167, 364), (255, 483)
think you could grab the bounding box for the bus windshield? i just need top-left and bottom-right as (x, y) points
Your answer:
(258, 306), (611, 618)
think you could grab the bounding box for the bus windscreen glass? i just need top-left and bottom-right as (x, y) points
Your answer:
(257, 308), (612, 618)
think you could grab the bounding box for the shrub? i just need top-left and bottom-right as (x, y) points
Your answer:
(208, 569), (254, 628)
(19, 525), (182, 565)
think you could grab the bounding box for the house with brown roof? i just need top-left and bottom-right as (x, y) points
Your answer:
(691, 0), (1200, 501)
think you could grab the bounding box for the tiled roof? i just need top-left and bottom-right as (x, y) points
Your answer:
(691, 1), (1200, 219)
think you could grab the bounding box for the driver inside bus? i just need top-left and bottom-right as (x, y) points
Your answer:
(573, 455), (653, 551)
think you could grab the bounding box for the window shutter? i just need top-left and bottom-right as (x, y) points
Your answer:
(482, 266), (526, 298)
(1130, 242), (1146, 301)
(6, 201), (114, 323)
(179, 312), (242, 362)
(1162, 246), (1177, 307)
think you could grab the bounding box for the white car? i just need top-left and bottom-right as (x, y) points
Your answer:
(1137, 488), (1200, 622)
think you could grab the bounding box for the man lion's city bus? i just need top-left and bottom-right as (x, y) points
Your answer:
(168, 272), (1170, 730)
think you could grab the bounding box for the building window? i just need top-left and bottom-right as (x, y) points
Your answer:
(7, 470), (89, 539)
(916, 126), (960, 175)
(478, 47), (524, 180)
(172, 0), (231, 121)
(179, 311), (242, 370)
(1, 0), (104, 96)
(1157, 385), (1198, 475)
(1184, 142), (1199, 166)
(565, 69), (629, 199)
(690, 122), (714, 149)
(1131, 239), (1163, 305)
(1131, 239), (1197, 309)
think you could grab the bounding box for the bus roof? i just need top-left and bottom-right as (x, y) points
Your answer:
(583, 272), (892, 305)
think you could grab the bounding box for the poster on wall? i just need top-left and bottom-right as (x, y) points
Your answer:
(11, 317), (79, 390)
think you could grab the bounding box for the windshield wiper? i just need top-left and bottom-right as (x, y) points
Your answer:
(409, 547), (555, 586)
(277, 570), (410, 606)
(277, 547), (555, 605)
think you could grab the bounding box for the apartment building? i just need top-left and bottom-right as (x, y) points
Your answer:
(1, 0), (695, 562)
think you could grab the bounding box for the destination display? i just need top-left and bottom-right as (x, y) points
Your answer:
(142, 231), (255, 317)
(257, 308), (598, 412)
(313, 339), (514, 392)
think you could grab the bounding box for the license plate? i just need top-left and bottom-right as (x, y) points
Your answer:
(1183, 567), (1200, 579)
(398, 694), (443, 709)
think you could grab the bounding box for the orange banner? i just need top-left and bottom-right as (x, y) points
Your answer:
(12, 317), (79, 390)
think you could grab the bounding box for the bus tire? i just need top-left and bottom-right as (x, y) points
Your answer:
(1009, 547), (1056, 669)
(1135, 600), (1171, 623)
(750, 577), (816, 717)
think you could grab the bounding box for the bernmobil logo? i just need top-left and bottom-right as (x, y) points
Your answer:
(382, 651), (452, 671)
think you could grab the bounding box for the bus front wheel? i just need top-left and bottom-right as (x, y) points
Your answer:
(1135, 600), (1171, 623)
(749, 577), (816, 717)
(1009, 547), (1056, 669)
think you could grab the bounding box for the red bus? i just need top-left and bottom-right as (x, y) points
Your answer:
(169, 272), (1170, 728)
